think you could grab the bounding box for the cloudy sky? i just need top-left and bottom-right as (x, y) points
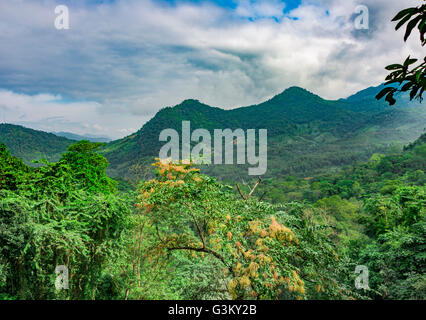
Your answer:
(0, 0), (423, 139)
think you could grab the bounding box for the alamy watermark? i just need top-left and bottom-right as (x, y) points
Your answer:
(354, 265), (369, 290)
(55, 5), (69, 30)
(55, 265), (69, 290)
(354, 5), (369, 30)
(159, 121), (267, 176)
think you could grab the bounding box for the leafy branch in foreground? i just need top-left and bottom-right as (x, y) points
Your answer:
(377, 2), (426, 105)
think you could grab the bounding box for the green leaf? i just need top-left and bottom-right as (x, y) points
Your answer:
(404, 16), (422, 42)
(419, 19), (426, 33)
(416, 70), (422, 82)
(406, 59), (418, 66)
(385, 64), (403, 71)
(418, 87), (425, 101)
(385, 93), (396, 106)
(409, 86), (419, 100)
(376, 87), (395, 100)
(401, 82), (412, 92)
(403, 56), (418, 67)
(392, 8), (416, 22)
(395, 13), (414, 31)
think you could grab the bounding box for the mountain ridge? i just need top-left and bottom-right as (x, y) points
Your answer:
(100, 84), (426, 180)
(1, 84), (424, 179)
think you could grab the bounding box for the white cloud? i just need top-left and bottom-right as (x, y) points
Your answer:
(0, 90), (148, 139)
(0, 0), (423, 138)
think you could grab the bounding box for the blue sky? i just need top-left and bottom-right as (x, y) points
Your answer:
(159, 0), (301, 11)
(0, 0), (422, 138)
(94, 0), (301, 11)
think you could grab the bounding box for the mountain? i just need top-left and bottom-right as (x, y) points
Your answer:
(0, 124), (75, 164)
(1, 85), (424, 179)
(101, 84), (426, 180)
(52, 131), (112, 143)
(342, 84), (423, 113)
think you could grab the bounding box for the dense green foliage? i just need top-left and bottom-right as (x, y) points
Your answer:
(0, 141), (132, 299)
(0, 141), (358, 300)
(253, 133), (426, 299)
(134, 160), (357, 300)
(0, 131), (424, 300)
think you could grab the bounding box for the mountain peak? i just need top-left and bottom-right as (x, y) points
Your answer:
(184, 98), (200, 103)
(266, 86), (321, 104)
(279, 86), (317, 96)
(172, 99), (216, 111)
(178, 99), (202, 106)
(282, 86), (308, 93)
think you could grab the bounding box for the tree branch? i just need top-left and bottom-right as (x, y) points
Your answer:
(248, 178), (262, 198)
(167, 246), (233, 274)
(235, 183), (247, 200)
(236, 178), (262, 200)
(186, 204), (206, 248)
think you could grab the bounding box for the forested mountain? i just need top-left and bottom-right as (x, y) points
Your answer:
(1, 85), (424, 179)
(101, 84), (425, 180)
(0, 124), (75, 164)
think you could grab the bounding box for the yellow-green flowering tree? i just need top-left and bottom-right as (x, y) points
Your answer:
(136, 159), (329, 300)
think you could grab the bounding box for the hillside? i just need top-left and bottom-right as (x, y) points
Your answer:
(101, 85), (426, 180)
(0, 124), (75, 164)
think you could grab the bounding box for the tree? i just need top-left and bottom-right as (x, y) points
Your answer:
(135, 159), (356, 300)
(377, 2), (426, 105)
(358, 186), (426, 299)
(0, 142), (131, 299)
(0, 143), (29, 191)
(136, 159), (304, 299)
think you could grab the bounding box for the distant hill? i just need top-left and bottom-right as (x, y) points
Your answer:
(0, 124), (75, 164)
(101, 84), (425, 180)
(52, 131), (112, 143)
(342, 84), (422, 113)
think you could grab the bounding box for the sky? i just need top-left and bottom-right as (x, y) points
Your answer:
(0, 0), (423, 139)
